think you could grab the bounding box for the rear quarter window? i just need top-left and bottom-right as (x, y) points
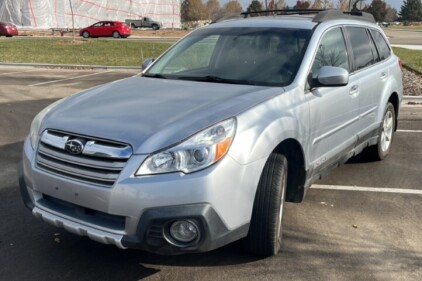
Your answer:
(345, 26), (375, 71)
(369, 29), (391, 61)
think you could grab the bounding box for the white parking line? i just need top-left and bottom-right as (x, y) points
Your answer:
(28, 71), (113, 87)
(311, 184), (422, 195)
(397, 129), (422, 133)
(0, 69), (39, 76)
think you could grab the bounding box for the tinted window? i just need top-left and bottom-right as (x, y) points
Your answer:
(346, 27), (375, 71)
(311, 27), (349, 78)
(370, 29), (391, 61)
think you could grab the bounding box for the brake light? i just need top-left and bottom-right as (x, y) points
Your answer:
(398, 59), (403, 71)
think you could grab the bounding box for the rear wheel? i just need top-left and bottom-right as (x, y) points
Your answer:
(367, 102), (396, 160)
(112, 31), (121, 38)
(82, 31), (90, 38)
(242, 153), (287, 257)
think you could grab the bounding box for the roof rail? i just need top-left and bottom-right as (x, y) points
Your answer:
(312, 10), (375, 23)
(241, 9), (325, 17)
(214, 9), (376, 24)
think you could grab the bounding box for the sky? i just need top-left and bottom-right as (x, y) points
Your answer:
(219, 0), (404, 12)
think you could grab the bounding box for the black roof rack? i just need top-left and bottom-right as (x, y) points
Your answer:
(213, 9), (376, 24)
(241, 9), (325, 17)
(312, 10), (375, 23)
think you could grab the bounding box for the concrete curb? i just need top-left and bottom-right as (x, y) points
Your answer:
(0, 62), (140, 71)
(403, 96), (422, 104)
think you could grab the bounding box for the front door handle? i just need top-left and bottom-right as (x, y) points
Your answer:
(349, 85), (359, 96)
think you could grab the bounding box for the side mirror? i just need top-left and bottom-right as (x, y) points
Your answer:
(141, 58), (155, 71)
(317, 66), (349, 87)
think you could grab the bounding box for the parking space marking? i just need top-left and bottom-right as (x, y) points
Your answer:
(28, 70), (114, 87)
(397, 129), (422, 133)
(0, 69), (39, 76)
(311, 184), (422, 195)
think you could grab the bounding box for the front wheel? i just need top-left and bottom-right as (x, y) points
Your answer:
(152, 24), (159, 30)
(112, 31), (121, 38)
(242, 153), (288, 257)
(367, 102), (396, 160)
(82, 31), (90, 38)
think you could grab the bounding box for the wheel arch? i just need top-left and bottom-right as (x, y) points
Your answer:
(272, 138), (307, 203)
(388, 92), (400, 131)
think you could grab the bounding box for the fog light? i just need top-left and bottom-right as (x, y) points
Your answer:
(169, 220), (199, 243)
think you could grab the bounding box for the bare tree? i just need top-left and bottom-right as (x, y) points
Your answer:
(337, 0), (349, 11)
(181, 0), (208, 22)
(223, 1), (243, 14)
(206, 0), (221, 21)
(276, 0), (287, 9)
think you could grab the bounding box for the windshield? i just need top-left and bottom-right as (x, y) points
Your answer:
(145, 27), (312, 86)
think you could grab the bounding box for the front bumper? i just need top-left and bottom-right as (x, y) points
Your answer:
(19, 137), (262, 254)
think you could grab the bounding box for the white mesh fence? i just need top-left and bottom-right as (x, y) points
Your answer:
(0, 0), (181, 29)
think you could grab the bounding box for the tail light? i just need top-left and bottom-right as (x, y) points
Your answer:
(398, 59), (403, 71)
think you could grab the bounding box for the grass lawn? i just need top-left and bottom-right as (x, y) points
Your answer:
(387, 25), (422, 31)
(393, 47), (422, 74)
(0, 38), (171, 66)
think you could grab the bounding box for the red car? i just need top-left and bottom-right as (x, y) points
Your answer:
(0, 22), (18, 37)
(79, 21), (131, 38)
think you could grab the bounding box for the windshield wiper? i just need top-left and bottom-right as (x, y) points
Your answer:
(177, 75), (257, 85)
(142, 73), (168, 79)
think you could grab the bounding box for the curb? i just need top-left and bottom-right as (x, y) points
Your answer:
(0, 62), (140, 71)
(403, 95), (422, 104)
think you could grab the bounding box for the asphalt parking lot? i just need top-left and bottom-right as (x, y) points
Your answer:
(0, 67), (421, 281)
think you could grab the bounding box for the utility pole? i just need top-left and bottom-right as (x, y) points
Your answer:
(69, 0), (75, 42)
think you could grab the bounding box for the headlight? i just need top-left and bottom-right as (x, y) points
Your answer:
(137, 118), (236, 175)
(29, 98), (67, 149)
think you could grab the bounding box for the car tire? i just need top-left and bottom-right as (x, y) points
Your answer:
(112, 31), (121, 38)
(152, 24), (159, 30)
(242, 152), (287, 257)
(131, 23), (136, 29)
(82, 31), (90, 38)
(367, 102), (396, 160)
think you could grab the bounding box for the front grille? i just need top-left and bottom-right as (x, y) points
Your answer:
(36, 130), (132, 187)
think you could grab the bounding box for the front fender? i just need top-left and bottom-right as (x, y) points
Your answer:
(228, 91), (309, 168)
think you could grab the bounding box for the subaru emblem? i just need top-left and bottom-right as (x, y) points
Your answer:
(65, 139), (84, 155)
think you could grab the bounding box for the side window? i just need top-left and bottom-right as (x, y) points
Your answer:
(370, 29), (391, 61)
(345, 27), (375, 71)
(311, 27), (349, 78)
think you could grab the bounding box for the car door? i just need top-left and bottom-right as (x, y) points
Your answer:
(344, 26), (385, 145)
(306, 26), (360, 175)
(90, 22), (104, 37)
(103, 22), (114, 36)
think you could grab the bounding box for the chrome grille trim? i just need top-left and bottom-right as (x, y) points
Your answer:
(36, 130), (132, 187)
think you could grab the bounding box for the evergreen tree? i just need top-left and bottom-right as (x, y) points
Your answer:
(247, 0), (264, 12)
(364, 0), (388, 22)
(400, 0), (422, 21)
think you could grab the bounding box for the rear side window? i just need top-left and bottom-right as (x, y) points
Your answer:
(370, 29), (391, 61)
(345, 27), (375, 71)
(311, 27), (349, 78)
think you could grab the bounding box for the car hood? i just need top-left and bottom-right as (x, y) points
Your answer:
(42, 77), (284, 154)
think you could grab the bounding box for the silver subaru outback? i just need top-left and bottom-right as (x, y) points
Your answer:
(19, 10), (403, 256)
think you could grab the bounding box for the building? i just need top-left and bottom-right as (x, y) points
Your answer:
(0, 0), (181, 29)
